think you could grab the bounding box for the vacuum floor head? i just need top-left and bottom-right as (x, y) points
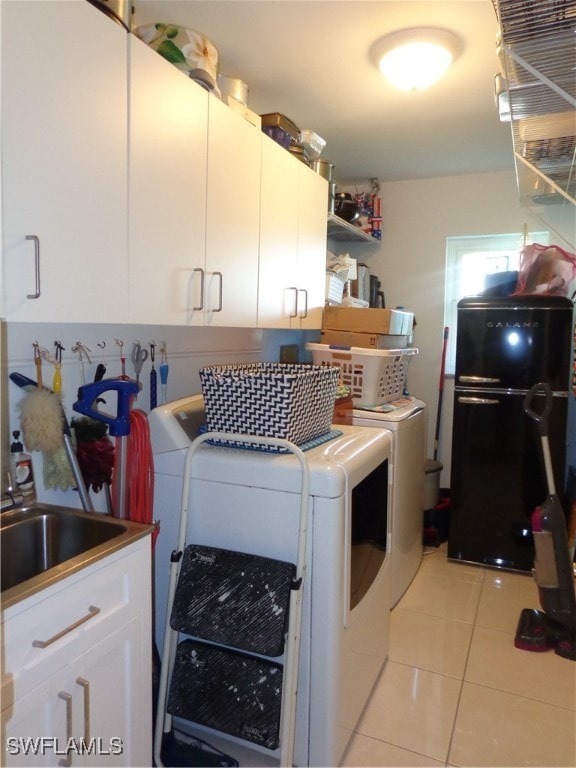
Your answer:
(515, 608), (576, 660)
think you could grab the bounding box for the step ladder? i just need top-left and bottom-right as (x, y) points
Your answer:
(154, 432), (311, 767)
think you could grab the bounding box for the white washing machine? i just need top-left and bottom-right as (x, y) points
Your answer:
(149, 396), (394, 767)
(352, 397), (426, 606)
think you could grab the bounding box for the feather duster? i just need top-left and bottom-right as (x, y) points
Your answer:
(17, 388), (65, 453)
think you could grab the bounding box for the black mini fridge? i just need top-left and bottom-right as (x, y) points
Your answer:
(448, 295), (574, 571)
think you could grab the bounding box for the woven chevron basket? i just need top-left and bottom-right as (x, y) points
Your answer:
(199, 363), (339, 448)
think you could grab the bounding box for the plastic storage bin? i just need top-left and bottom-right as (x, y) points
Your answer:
(199, 363), (339, 449)
(306, 343), (418, 406)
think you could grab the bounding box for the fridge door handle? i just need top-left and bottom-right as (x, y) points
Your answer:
(458, 396), (500, 405)
(458, 375), (500, 384)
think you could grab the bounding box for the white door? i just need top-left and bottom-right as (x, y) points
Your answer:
(295, 166), (328, 329)
(204, 96), (261, 326)
(1, 0), (129, 323)
(258, 137), (300, 328)
(2, 619), (147, 767)
(128, 37), (208, 326)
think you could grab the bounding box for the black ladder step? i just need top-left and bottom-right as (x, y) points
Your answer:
(170, 544), (296, 657)
(167, 639), (284, 750)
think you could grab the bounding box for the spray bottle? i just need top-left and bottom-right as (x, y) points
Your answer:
(10, 430), (36, 503)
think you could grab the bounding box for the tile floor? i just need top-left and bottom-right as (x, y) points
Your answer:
(341, 543), (576, 767)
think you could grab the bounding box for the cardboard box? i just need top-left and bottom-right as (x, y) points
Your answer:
(333, 395), (353, 425)
(320, 329), (409, 349)
(322, 306), (414, 335)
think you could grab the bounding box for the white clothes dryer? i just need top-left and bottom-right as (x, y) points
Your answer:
(149, 396), (394, 767)
(352, 397), (427, 606)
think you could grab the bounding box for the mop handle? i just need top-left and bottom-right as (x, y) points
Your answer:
(540, 437), (557, 497)
(523, 382), (556, 495)
(73, 378), (139, 436)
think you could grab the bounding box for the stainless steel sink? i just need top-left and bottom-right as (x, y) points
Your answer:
(1, 503), (130, 594)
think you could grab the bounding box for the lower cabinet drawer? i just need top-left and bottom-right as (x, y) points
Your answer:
(2, 541), (146, 704)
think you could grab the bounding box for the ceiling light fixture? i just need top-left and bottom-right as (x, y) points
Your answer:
(371, 27), (462, 92)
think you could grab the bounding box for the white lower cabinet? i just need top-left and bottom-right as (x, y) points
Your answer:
(1, 539), (152, 767)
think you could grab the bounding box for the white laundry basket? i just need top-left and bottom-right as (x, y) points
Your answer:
(306, 344), (418, 407)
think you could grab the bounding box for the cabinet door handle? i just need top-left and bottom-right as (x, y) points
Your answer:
(76, 677), (91, 746)
(58, 691), (73, 767)
(192, 267), (205, 311)
(213, 271), (223, 312)
(25, 234), (41, 299)
(32, 606), (100, 648)
(298, 288), (308, 319)
(288, 287), (298, 318)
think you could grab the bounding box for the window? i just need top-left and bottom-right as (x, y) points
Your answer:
(443, 232), (549, 374)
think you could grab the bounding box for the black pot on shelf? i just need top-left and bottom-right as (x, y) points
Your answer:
(334, 193), (361, 223)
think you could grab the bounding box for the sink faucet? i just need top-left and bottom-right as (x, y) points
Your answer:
(1, 490), (24, 512)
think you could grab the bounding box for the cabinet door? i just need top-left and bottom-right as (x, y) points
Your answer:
(2, 619), (148, 767)
(2, 539), (151, 767)
(258, 137), (300, 328)
(1, 0), (128, 323)
(295, 166), (328, 329)
(205, 96), (261, 327)
(77, 617), (149, 767)
(2, 672), (70, 767)
(128, 37), (208, 326)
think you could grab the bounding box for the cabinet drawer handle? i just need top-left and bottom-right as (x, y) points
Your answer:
(192, 267), (205, 311)
(77, 677), (91, 746)
(298, 288), (308, 319)
(32, 606), (100, 648)
(214, 271), (223, 312)
(457, 396), (499, 405)
(58, 691), (73, 767)
(25, 234), (41, 299)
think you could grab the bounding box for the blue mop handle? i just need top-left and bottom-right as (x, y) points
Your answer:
(73, 378), (139, 436)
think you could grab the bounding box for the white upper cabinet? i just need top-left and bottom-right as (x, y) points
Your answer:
(258, 138), (328, 329)
(295, 164), (329, 329)
(203, 95), (261, 327)
(258, 137), (300, 328)
(129, 41), (261, 327)
(128, 36), (208, 325)
(1, 1), (326, 328)
(1, 0), (129, 323)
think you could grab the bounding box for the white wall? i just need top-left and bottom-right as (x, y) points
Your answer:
(342, 169), (575, 485)
(4, 323), (263, 510)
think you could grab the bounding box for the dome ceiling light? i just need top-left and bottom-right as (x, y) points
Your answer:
(371, 27), (462, 92)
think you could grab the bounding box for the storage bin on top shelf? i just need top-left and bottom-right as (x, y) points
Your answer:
(199, 363), (339, 449)
(306, 343), (418, 407)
